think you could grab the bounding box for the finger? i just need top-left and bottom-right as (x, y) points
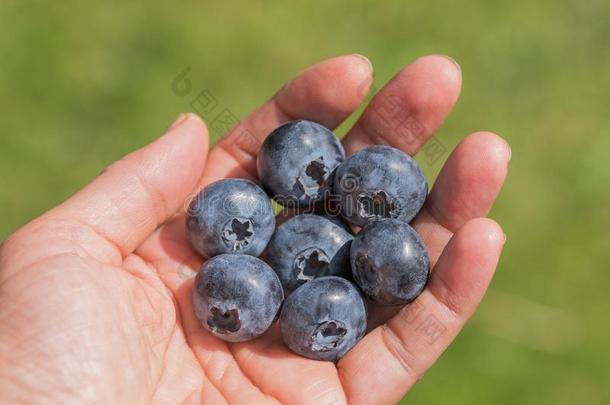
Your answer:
(342, 54), (462, 156)
(426, 131), (511, 232)
(366, 131), (510, 329)
(414, 131), (511, 266)
(338, 218), (505, 405)
(230, 327), (347, 405)
(54, 113), (209, 255)
(202, 54), (373, 182)
(3, 114), (209, 270)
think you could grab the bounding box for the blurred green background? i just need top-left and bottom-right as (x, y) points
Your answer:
(1, 0), (609, 403)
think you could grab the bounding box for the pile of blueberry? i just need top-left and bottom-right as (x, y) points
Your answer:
(187, 120), (429, 361)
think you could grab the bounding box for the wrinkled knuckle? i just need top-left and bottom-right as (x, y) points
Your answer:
(463, 131), (511, 164)
(429, 275), (463, 318)
(97, 156), (127, 180)
(380, 324), (419, 379)
(361, 99), (428, 150)
(0, 227), (29, 263)
(224, 122), (261, 158)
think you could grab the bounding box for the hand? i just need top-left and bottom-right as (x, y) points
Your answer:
(0, 54), (509, 404)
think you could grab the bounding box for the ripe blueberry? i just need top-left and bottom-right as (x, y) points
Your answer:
(333, 145), (427, 226)
(350, 218), (429, 305)
(266, 214), (353, 294)
(186, 179), (275, 258)
(257, 120), (345, 208)
(280, 276), (367, 361)
(192, 254), (283, 342)
(314, 211), (353, 233)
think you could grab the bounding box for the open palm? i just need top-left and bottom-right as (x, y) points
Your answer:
(0, 55), (509, 404)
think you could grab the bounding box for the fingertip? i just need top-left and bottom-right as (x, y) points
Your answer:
(426, 131), (510, 232)
(410, 54), (462, 89)
(438, 54), (461, 74)
(325, 53), (375, 109)
(140, 112), (210, 198)
(279, 54), (374, 127)
(452, 132), (511, 193)
(389, 54), (462, 120)
(164, 112), (210, 150)
(168, 113), (189, 130)
(464, 131), (511, 165)
(462, 217), (505, 247)
(348, 53), (374, 77)
(445, 218), (506, 276)
(179, 112), (209, 136)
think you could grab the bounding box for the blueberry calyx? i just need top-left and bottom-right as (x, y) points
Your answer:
(357, 190), (399, 220)
(221, 217), (254, 250)
(305, 157), (327, 186)
(207, 306), (241, 334)
(294, 248), (330, 281)
(294, 157), (328, 199)
(310, 320), (347, 352)
(354, 253), (377, 285)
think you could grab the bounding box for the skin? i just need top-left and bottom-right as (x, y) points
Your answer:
(0, 54), (510, 404)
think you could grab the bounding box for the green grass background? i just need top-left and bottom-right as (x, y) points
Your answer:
(1, 0), (609, 403)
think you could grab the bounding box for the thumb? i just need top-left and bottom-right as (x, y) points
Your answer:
(55, 112), (209, 255)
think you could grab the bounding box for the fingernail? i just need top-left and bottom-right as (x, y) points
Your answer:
(507, 144), (512, 162)
(353, 53), (373, 73)
(503, 233), (507, 245)
(442, 55), (461, 73)
(168, 113), (189, 130)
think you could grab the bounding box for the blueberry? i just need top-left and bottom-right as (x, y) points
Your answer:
(314, 211), (353, 233)
(280, 276), (367, 361)
(350, 218), (429, 305)
(333, 145), (427, 227)
(257, 120), (345, 208)
(266, 215), (353, 293)
(187, 179), (275, 258)
(192, 254), (283, 342)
